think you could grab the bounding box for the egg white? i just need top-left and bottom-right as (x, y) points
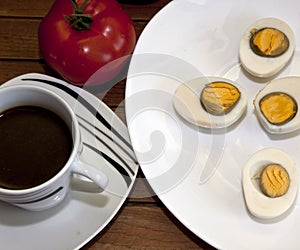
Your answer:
(242, 147), (298, 220)
(173, 76), (247, 128)
(254, 76), (300, 134)
(239, 17), (295, 78)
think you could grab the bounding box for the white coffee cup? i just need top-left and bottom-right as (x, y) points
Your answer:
(0, 84), (109, 211)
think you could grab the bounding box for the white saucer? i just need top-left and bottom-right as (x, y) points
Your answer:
(0, 73), (138, 250)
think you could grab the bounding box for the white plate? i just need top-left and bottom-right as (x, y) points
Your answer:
(125, 0), (300, 249)
(0, 73), (138, 250)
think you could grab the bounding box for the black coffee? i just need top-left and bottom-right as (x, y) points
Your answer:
(0, 106), (73, 190)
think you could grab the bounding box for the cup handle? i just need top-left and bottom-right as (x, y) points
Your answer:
(72, 156), (109, 190)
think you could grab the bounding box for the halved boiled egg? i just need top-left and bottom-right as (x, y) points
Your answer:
(242, 148), (298, 220)
(239, 17), (295, 78)
(173, 77), (247, 128)
(254, 76), (300, 134)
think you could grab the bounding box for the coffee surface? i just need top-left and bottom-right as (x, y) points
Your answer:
(0, 106), (73, 190)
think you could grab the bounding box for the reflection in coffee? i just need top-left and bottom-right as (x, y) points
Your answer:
(0, 106), (73, 190)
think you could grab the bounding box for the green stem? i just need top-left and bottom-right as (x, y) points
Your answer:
(64, 0), (93, 31)
(78, 0), (90, 12)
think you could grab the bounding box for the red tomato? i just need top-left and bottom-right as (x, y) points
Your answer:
(38, 0), (136, 86)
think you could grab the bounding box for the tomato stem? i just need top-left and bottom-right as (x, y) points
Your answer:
(64, 0), (93, 31)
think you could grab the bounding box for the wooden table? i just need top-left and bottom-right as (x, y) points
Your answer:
(0, 1), (216, 249)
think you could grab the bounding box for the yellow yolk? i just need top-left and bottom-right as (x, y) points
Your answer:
(259, 92), (297, 125)
(251, 28), (289, 57)
(200, 82), (241, 115)
(260, 164), (290, 198)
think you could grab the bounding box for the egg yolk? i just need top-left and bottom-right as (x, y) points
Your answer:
(250, 28), (289, 57)
(200, 82), (240, 115)
(259, 92), (297, 125)
(260, 164), (290, 198)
